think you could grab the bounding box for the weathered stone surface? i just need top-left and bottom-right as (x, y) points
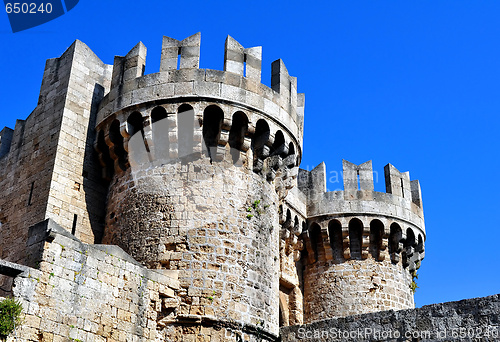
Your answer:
(6, 219), (179, 342)
(281, 294), (500, 342)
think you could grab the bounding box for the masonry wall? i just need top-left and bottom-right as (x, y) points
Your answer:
(280, 294), (500, 342)
(102, 155), (282, 340)
(44, 41), (113, 245)
(0, 50), (73, 266)
(303, 258), (413, 322)
(0, 40), (112, 271)
(9, 219), (180, 342)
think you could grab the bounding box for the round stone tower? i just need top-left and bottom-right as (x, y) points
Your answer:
(94, 33), (304, 341)
(298, 160), (425, 322)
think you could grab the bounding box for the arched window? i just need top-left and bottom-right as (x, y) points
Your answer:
(271, 130), (286, 157)
(202, 105), (224, 161)
(151, 106), (169, 162)
(293, 216), (300, 235)
(288, 142), (295, 156)
(370, 220), (384, 261)
(109, 120), (127, 171)
(228, 111), (248, 163)
(417, 234), (424, 254)
(328, 219), (343, 262)
(178, 104), (195, 158)
(405, 228), (415, 249)
(283, 209), (292, 230)
(403, 228), (416, 268)
(127, 112), (144, 138)
(348, 218), (363, 260)
(389, 223), (403, 263)
(309, 222), (322, 262)
(251, 119), (270, 159)
(97, 130), (114, 179)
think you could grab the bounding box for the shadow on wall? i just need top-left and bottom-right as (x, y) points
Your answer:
(83, 83), (110, 244)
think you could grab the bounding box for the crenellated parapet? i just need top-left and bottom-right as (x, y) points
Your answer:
(94, 34), (304, 188)
(161, 33), (201, 71)
(224, 36), (262, 81)
(298, 159), (425, 270)
(96, 33), (304, 141)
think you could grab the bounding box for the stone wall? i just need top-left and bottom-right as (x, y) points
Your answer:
(44, 40), (112, 245)
(280, 294), (500, 341)
(8, 219), (180, 342)
(0, 40), (112, 272)
(102, 154), (282, 339)
(303, 259), (413, 322)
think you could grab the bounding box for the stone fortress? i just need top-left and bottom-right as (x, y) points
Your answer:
(0, 33), (497, 341)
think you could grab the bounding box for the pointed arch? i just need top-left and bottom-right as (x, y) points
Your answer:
(127, 112), (144, 137)
(202, 105), (224, 161)
(178, 104), (195, 158)
(228, 111), (248, 163)
(309, 222), (322, 262)
(417, 234), (424, 253)
(97, 130), (114, 180)
(370, 219), (384, 261)
(389, 223), (403, 263)
(271, 130), (286, 157)
(252, 119), (270, 159)
(403, 228), (416, 268)
(348, 218), (363, 260)
(109, 120), (127, 171)
(328, 219), (343, 262)
(151, 106), (169, 161)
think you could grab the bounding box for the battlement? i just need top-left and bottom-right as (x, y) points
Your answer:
(299, 160), (424, 219)
(297, 159), (425, 263)
(96, 33), (305, 143)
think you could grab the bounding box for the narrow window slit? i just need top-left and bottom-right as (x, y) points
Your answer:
(71, 214), (78, 235)
(177, 47), (182, 70)
(401, 178), (404, 198)
(27, 182), (34, 206)
(243, 54), (247, 77)
(357, 170), (361, 190)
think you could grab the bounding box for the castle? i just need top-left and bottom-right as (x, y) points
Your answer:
(0, 33), (497, 342)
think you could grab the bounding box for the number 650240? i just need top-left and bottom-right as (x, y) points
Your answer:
(5, 2), (53, 14)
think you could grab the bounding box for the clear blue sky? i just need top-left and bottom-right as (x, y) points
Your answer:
(1, 1), (499, 308)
